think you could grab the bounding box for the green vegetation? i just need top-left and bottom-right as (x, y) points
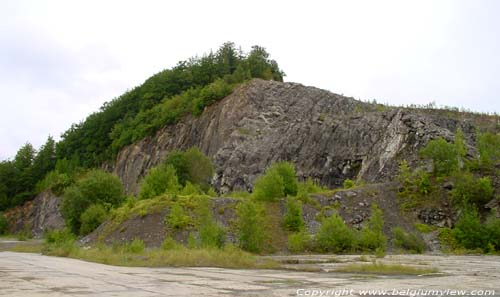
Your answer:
(39, 229), (278, 269)
(35, 170), (73, 196)
(0, 138), (56, 210)
(396, 161), (434, 210)
(16, 229), (32, 241)
(61, 170), (125, 234)
(195, 200), (226, 249)
(287, 231), (311, 253)
(138, 164), (180, 200)
(357, 204), (387, 252)
(315, 212), (355, 253)
(43, 229), (76, 256)
(80, 204), (108, 235)
(79, 204), (108, 235)
(283, 196), (304, 232)
(437, 227), (459, 252)
(237, 200), (267, 253)
(138, 147), (213, 200)
(56, 43), (284, 168)
(451, 172), (494, 206)
(285, 202), (388, 254)
(477, 132), (500, 170)
(392, 227), (425, 253)
(414, 223), (437, 233)
(343, 179), (355, 189)
(399, 129), (500, 254)
(253, 166), (285, 201)
(0, 213), (8, 235)
(273, 162), (299, 196)
(335, 262), (438, 275)
(123, 239), (146, 253)
(166, 202), (191, 230)
(0, 43), (284, 212)
(419, 137), (460, 177)
(451, 206), (485, 250)
(253, 161), (298, 201)
(164, 147), (214, 191)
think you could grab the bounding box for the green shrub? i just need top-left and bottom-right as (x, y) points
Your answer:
(0, 212), (8, 235)
(43, 229), (76, 256)
(195, 200), (226, 249)
(343, 179), (355, 189)
(452, 206), (489, 250)
(138, 164), (180, 200)
(35, 171), (73, 196)
(298, 178), (324, 194)
(295, 178), (325, 204)
(237, 200), (267, 253)
(167, 202), (191, 230)
(124, 239), (145, 253)
(187, 233), (197, 249)
(206, 188), (217, 197)
(0, 190), (8, 212)
(420, 137), (459, 176)
(164, 147), (214, 191)
(438, 227), (459, 252)
(358, 204), (387, 252)
(44, 229), (75, 245)
(192, 79), (235, 115)
(397, 160), (412, 192)
(253, 168), (284, 201)
(17, 229), (32, 241)
(161, 237), (181, 250)
(485, 213), (500, 251)
(294, 188), (312, 205)
(288, 231), (311, 253)
(396, 161), (433, 206)
(199, 222), (226, 249)
(273, 162), (298, 196)
(180, 181), (203, 195)
(451, 172), (494, 206)
(62, 170), (124, 234)
(477, 132), (500, 170)
(414, 169), (432, 195)
(79, 204), (108, 235)
(392, 227), (425, 253)
(253, 161), (299, 201)
(283, 196), (304, 232)
(315, 212), (355, 253)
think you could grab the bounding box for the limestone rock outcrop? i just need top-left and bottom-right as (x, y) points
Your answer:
(111, 79), (477, 194)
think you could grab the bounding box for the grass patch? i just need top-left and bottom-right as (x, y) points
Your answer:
(335, 262), (438, 275)
(414, 223), (438, 233)
(43, 243), (279, 269)
(9, 243), (43, 253)
(0, 234), (17, 240)
(33, 229), (280, 269)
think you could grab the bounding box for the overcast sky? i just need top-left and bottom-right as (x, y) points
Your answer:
(1, 0), (499, 160)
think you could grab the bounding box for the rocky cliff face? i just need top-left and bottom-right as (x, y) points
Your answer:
(112, 79), (478, 194)
(5, 191), (65, 237)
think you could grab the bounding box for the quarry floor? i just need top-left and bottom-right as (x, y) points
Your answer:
(1, 251), (500, 297)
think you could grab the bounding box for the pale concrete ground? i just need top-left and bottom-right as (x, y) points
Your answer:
(1, 251), (500, 297)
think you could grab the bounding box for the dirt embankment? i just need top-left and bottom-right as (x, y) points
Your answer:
(82, 183), (440, 252)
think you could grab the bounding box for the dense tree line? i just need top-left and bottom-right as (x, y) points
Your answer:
(56, 43), (284, 167)
(0, 137), (56, 210)
(0, 43), (284, 211)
